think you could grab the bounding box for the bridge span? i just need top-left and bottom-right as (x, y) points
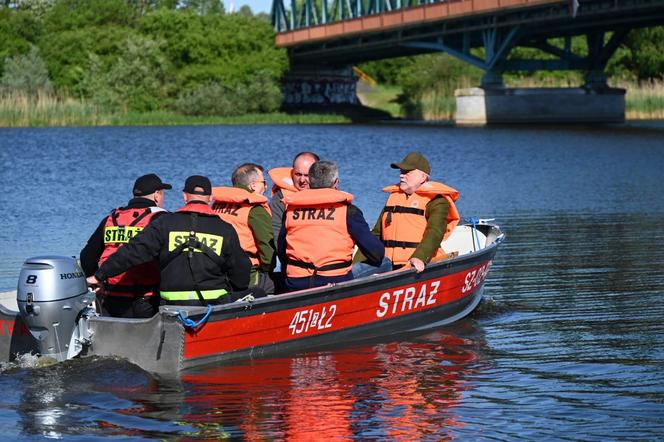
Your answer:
(271, 0), (664, 123)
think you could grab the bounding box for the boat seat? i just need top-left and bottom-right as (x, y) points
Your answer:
(441, 225), (487, 256)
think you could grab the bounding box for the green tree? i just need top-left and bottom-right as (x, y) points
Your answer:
(395, 53), (482, 116)
(14, 0), (56, 18)
(0, 45), (53, 96)
(41, 0), (137, 34)
(39, 26), (138, 92)
(359, 57), (416, 85)
(0, 8), (40, 76)
(237, 5), (252, 16)
(179, 0), (224, 15)
(139, 10), (287, 92)
(81, 35), (169, 111)
(37, 0), (138, 92)
(622, 27), (664, 81)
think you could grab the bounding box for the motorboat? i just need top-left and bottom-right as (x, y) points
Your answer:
(0, 221), (504, 374)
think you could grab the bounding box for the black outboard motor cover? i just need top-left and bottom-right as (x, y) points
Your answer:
(16, 256), (95, 361)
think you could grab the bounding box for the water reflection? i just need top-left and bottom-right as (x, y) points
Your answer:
(3, 123), (664, 440)
(100, 324), (484, 440)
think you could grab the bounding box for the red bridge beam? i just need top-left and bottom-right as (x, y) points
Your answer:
(275, 0), (562, 47)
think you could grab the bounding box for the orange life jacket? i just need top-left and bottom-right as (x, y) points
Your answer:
(381, 181), (460, 265)
(99, 206), (165, 298)
(283, 188), (355, 278)
(211, 186), (271, 267)
(269, 167), (297, 198)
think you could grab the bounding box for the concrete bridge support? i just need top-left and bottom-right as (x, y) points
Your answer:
(455, 85), (625, 125)
(281, 65), (359, 107)
(454, 33), (627, 125)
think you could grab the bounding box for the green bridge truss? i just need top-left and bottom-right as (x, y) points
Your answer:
(271, 0), (664, 85)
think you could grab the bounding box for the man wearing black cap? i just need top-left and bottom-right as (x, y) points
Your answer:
(87, 175), (252, 307)
(355, 152), (460, 273)
(80, 173), (171, 318)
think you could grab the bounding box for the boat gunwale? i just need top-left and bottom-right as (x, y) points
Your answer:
(166, 223), (505, 321)
(179, 283), (487, 370)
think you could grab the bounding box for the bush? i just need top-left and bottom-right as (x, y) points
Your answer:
(0, 8), (41, 76)
(0, 46), (53, 97)
(80, 35), (170, 112)
(175, 82), (244, 116)
(395, 53), (481, 118)
(174, 71), (282, 116)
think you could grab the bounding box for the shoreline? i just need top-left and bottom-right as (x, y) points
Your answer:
(2, 102), (663, 128)
(2, 114), (662, 129)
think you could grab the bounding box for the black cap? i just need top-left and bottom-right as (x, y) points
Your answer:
(183, 175), (212, 196)
(132, 173), (172, 196)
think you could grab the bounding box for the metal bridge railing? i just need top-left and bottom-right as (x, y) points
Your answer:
(272, 0), (447, 32)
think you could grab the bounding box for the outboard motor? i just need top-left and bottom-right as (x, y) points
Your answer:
(16, 256), (96, 361)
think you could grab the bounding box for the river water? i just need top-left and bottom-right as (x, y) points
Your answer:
(0, 122), (663, 440)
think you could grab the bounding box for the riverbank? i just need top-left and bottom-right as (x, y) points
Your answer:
(3, 80), (662, 127)
(357, 80), (664, 121)
(0, 93), (352, 127)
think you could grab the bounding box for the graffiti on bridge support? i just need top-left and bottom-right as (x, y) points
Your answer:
(283, 78), (359, 105)
(282, 65), (359, 106)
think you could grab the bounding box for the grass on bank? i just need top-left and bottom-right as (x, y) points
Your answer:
(3, 80), (664, 127)
(358, 79), (664, 121)
(622, 80), (664, 119)
(0, 92), (350, 127)
(356, 84), (404, 118)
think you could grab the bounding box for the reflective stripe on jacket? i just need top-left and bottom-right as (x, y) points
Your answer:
(284, 188), (355, 278)
(99, 206), (165, 298)
(211, 186), (271, 267)
(268, 167), (297, 197)
(160, 288), (228, 302)
(159, 202), (230, 303)
(381, 181), (460, 265)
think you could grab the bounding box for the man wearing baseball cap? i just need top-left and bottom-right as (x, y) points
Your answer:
(88, 175), (254, 307)
(355, 152), (460, 274)
(80, 173), (171, 318)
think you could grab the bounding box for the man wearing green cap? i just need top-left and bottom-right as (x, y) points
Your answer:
(357, 152), (460, 273)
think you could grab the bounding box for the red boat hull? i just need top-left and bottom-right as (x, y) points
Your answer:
(180, 252), (496, 369)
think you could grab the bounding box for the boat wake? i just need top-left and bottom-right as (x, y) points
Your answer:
(0, 352), (46, 372)
(471, 296), (511, 319)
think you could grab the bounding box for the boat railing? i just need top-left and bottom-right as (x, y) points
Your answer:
(170, 223), (504, 319)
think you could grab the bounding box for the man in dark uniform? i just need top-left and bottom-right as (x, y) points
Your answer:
(80, 173), (171, 318)
(87, 175), (253, 306)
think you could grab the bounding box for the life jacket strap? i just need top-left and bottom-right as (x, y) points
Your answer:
(384, 205), (425, 216)
(110, 207), (152, 227)
(129, 208), (152, 226)
(383, 239), (419, 249)
(286, 258), (352, 272)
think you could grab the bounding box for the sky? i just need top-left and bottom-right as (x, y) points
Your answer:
(229, 0), (272, 13)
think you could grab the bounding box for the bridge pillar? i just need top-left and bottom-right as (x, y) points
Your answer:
(480, 70), (504, 88)
(455, 85), (625, 125)
(281, 65), (359, 107)
(584, 70), (609, 90)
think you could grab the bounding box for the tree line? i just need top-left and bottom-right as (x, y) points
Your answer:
(0, 0), (287, 115)
(1, 1), (662, 118)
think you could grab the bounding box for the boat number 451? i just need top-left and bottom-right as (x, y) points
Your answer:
(289, 305), (337, 335)
(462, 262), (492, 293)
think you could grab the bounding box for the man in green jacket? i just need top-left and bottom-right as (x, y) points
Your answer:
(355, 152), (459, 274)
(212, 163), (276, 294)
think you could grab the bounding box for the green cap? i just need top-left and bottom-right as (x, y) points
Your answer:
(390, 152), (431, 175)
